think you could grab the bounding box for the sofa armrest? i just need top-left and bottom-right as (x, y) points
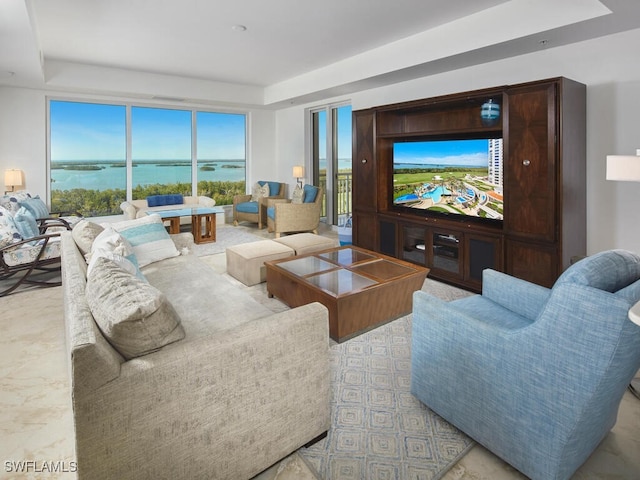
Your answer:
(267, 198), (290, 207)
(73, 302), (331, 479)
(197, 196), (216, 207)
(233, 194), (252, 206)
(119, 201), (137, 220)
(482, 269), (551, 321)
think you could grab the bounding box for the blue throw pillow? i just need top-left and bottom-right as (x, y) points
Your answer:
(303, 185), (319, 203)
(14, 207), (39, 240)
(20, 197), (50, 219)
(258, 181), (281, 197)
(147, 194), (184, 207)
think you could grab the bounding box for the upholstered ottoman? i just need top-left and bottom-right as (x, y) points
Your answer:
(226, 240), (294, 286)
(273, 233), (337, 255)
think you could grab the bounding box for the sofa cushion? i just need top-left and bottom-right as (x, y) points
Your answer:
(20, 197), (50, 219)
(87, 226), (143, 279)
(303, 184), (319, 203)
(292, 186), (304, 204)
(71, 219), (105, 256)
(261, 181), (281, 196)
(13, 207), (39, 240)
(110, 214), (180, 267)
(86, 256), (185, 360)
(0, 191), (31, 215)
(236, 201), (259, 214)
(147, 194), (184, 207)
(251, 182), (270, 202)
(0, 206), (22, 248)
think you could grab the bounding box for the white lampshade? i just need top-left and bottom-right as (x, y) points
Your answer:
(292, 165), (304, 178)
(4, 169), (23, 188)
(606, 150), (640, 181)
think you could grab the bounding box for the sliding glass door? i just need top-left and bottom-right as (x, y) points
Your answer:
(311, 104), (352, 226)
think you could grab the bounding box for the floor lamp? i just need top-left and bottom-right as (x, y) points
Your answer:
(606, 149), (640, 400)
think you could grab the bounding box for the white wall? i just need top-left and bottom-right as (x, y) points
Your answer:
(0, 88), (278, 201)
(0, 88), (47, 196)
(276, 28), (640, 255)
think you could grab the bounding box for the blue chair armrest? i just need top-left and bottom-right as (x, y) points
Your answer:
(482, 269), (551, 321)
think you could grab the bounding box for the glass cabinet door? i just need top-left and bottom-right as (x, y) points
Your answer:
(402, 226), (427, 265)
(430, 231), (462, 275)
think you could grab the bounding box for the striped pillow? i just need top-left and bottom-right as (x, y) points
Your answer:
(109, 214), (179, 267)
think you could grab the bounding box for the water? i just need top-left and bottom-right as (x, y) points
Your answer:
(51, 158), (354, 191)
(51, 160), (245, 191)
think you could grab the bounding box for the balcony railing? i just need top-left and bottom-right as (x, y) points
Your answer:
(318, 172), (352, 224)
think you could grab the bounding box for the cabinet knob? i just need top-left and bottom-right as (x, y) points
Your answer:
(361, 158), (367, 164)
(523, 159), (531, 166)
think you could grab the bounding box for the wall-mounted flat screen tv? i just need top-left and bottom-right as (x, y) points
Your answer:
(392, 137), (504, 223)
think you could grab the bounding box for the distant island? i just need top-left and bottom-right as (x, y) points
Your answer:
(51, 165), (104, 171)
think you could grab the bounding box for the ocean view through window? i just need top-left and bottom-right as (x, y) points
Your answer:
(49, 100), (246, 217)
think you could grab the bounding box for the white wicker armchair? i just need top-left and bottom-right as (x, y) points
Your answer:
(266, 187), (324, 238)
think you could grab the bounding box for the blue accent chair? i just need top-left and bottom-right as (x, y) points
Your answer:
(411, 249), (640, 480)
(232, 181), (285, 229)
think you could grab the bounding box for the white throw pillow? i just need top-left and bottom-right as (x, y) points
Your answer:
(108, 214), (179, 267)
(250, 182), (270, 202)
(86, 256), (185, 360)
(71, 219), (104, 256)
(87, 226), (144, 279)
(291, 186), (305, 204)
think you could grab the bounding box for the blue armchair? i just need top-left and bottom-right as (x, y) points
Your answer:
(411, 249), (640, 480)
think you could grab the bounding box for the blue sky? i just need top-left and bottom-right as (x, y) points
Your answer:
(393, 139), (491, 167)
(317, 105), (352, 160)
(50, 101), (246, 161)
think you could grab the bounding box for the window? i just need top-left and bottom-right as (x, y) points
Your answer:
(311, 103), (352, 226)
(131, 107), (192, 199)
(196, 112), (246, 205)
(49, 101), (127, 217)
(48, 100), (246, 217)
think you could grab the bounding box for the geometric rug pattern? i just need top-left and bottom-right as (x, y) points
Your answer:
(299, 314), (475, 480)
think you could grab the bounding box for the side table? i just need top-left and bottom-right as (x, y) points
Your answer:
(628, 301), (640, 400)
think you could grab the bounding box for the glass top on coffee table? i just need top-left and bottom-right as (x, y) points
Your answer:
(318, 247), (377, 267)
(148, 206), (224, 218)
(276, 256), (337, 277)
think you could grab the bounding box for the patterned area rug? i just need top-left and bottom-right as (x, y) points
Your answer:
(299, 280), (474, 480)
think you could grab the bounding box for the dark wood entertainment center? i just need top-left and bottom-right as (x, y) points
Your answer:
(351, 77), (586, 291)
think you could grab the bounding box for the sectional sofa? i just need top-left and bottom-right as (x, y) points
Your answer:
(61, 216), (330, 479)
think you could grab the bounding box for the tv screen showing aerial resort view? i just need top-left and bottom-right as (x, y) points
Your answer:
(392, 137), (504, 222)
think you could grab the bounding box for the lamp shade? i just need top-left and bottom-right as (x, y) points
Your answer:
(4, 169), (23, 188)
(606, 151), (640, 181)
(292, 165), (304, 178)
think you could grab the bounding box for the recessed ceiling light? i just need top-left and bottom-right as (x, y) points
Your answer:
(539, 39), (549, 46)
(231, 25), (247, 32)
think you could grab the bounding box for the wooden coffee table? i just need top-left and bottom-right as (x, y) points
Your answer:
(265, 245), (429, 342)
(151, 206), (224, 244)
